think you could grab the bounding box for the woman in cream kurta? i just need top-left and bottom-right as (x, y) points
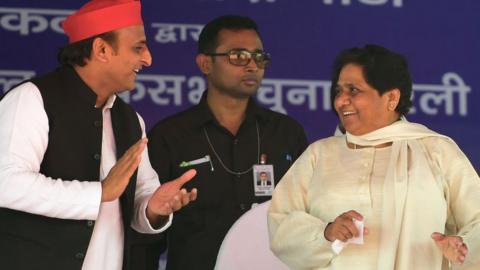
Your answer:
(268, 45), (480, 270)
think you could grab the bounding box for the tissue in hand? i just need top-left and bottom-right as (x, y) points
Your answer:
(331, 219), (365, 254)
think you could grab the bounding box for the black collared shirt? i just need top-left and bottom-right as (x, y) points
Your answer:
(147, 91), (308, 270)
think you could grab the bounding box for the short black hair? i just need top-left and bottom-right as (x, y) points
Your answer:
(198, 15), (260, 54)
(330, 44), (413, 116)
(57, 31), (117, 67)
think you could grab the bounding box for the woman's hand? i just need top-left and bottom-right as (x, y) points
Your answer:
(324, 210), (368, 242)
(431, 232), (468, 265)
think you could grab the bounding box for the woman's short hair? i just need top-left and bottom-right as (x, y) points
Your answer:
(330, 44), (413, 116)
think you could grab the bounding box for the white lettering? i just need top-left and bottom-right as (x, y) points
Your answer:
(0, 69), (36, 93)
(116, 72), (469, 117)
(187, 76), (206, 104)
(323, 0), (402, 7)
(0, 7), (72, 35)
(412, 72), (470, 116)
(258, 78), (332, 114)
(151, 23), (203, 44)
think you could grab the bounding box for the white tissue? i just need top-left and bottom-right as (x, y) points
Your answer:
(331, 219), (364, 254)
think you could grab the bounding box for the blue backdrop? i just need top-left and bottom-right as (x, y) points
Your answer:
(1, 0), (478, 171)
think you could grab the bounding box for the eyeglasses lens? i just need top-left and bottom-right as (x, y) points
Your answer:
(228, 50), (270, 68)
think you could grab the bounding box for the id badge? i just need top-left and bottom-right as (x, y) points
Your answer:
(253, 164), (274, 196)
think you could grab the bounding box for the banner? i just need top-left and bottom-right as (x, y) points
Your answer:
(1, 0), (478, 170)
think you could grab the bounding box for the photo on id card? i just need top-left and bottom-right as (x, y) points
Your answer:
(253, 164), (274, 196)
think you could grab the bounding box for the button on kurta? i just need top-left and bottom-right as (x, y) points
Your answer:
(93, 153), (101, 160)
(87, 220), (94, 227)
(75, 252), (85, 260)
(358, 186), (369, 194)
(93, 120), (102, 127)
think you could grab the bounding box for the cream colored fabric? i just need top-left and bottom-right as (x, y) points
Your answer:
(348, 121), (450, 270)
(268, 121), (480, 270)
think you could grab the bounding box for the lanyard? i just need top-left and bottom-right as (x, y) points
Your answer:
(203, 121), (260, 176)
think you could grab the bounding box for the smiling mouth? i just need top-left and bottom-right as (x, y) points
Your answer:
(342, 111), (356, 116)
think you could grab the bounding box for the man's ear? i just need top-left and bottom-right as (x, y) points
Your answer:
(91, 37), (111, 63)
(196, 54), (212, 75)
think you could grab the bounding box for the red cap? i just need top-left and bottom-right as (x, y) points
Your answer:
(62, 0), (143, 44)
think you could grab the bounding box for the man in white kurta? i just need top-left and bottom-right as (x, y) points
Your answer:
(0, 83), (168, 269)
(0, 0), (197, 269)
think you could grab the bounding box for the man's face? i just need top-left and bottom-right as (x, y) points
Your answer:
(107, 25), (152, 92)
(260, 172), (268, 181)
(206, 29), (265, 99)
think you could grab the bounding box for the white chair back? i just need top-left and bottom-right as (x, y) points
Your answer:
(214, 200), (290, 270)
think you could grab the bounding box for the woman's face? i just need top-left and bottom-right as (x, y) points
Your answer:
(334, 64), (400, 136)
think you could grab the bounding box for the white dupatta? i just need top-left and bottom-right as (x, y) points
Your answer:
(346, 119), (451, 270)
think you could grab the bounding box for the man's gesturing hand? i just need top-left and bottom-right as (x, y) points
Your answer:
(146, 169), (198, 225)
(101, 138), (147, 202)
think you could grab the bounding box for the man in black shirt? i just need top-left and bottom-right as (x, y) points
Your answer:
(146, 15), (308, 270)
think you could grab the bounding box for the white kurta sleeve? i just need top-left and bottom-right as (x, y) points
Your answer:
(0, 82), (102, 220)
(432, 138), (480, 268)
(130, 113), (172, 234)
(268, 144), (336, 269)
